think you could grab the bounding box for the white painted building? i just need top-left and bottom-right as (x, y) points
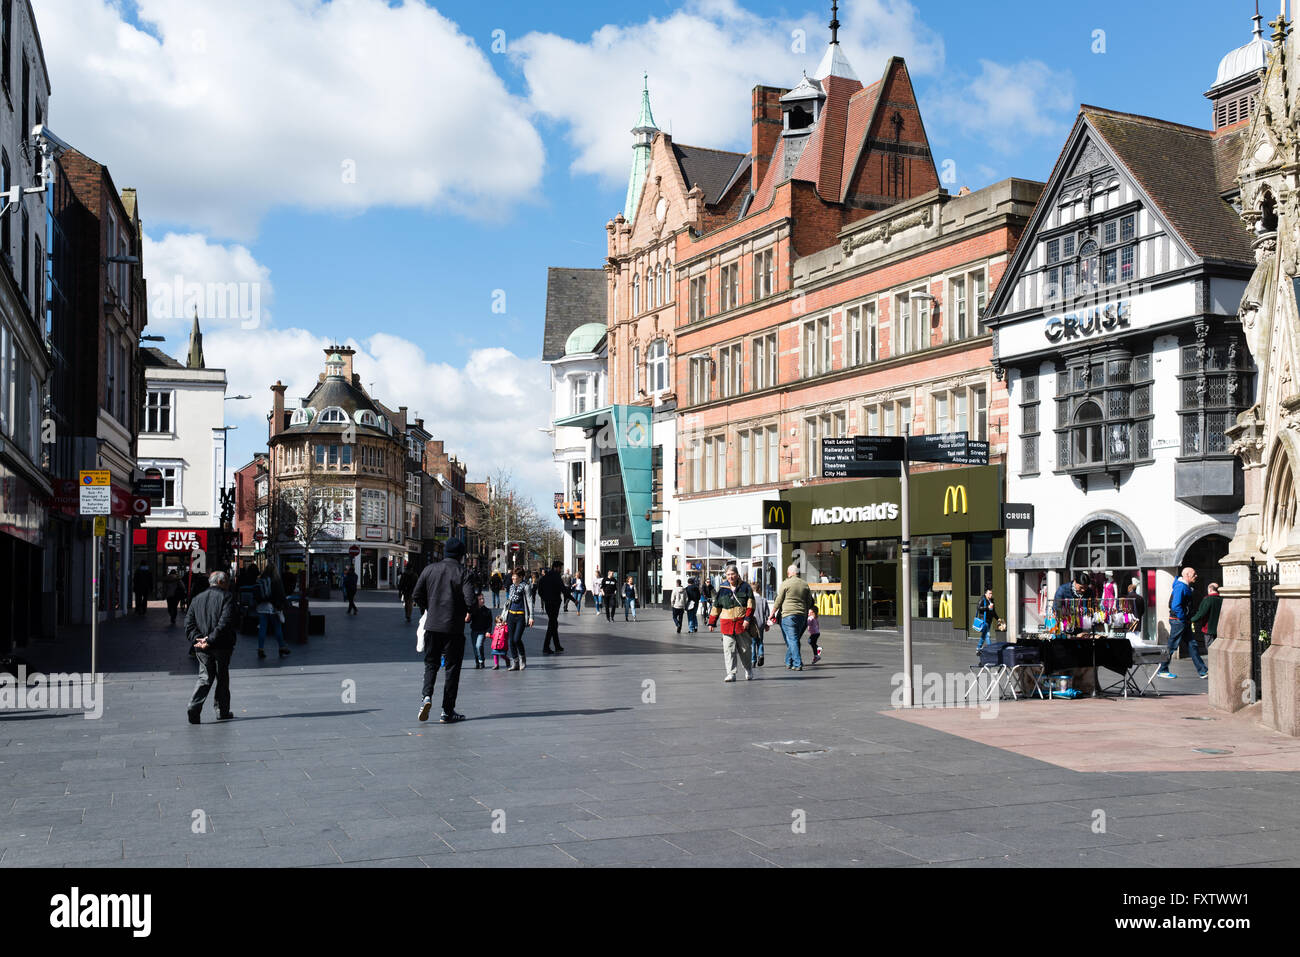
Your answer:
(135, 333), (230, 591)
(546, 310), (606, 583)
(988, 87), (1259, 638)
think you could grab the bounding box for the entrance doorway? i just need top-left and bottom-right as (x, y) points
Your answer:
(856, 560), (898, 631)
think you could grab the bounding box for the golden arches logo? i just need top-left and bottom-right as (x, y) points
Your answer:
(767, 505), (786, 526)
(943, 485), (968, 515)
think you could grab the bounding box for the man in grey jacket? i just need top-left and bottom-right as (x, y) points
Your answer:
(185, 571), (238, 724)
(411, 538), (477, 723)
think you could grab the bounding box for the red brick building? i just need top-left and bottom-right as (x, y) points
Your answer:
(657, 29), (1043, 635)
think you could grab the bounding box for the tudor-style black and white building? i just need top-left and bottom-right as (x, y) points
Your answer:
(988, 65), (1263, 638)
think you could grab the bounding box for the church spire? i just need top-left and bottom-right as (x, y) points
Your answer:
(624, 73), (659, 224)
(186, 308), (205, 369)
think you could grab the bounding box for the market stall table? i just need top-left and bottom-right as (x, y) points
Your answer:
(1016, 636), (1134, 698)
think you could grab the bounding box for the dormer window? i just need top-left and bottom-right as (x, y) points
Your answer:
(290, 407), (316, 426)
(319, 407), (348, 424)
(355, 410), (380, 428)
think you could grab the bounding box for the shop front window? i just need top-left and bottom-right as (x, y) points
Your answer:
(911, 536), (952, 620)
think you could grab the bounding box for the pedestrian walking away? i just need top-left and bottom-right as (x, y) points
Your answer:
(254, 564), (292, 660)
(490, 571), (504, 610)
(164, 570), (185, 626)
(399, 565), (419, 623)
(562, 569), (574, 612)
(411, 537), (477, 722)
(1189, 582), (1223, 650)
(670, 579), (687, 633)
(593, 567), (603, 612)
(750, 582), (770, 668)
(344, 567), (360, 615)
(468, 593), (494, 669)
(700, 578), (714, 622)
(601, 571), (619, 622)
(709, 564), (754, 682)
(1157, 567), (1208, 679)
(537, 560), (566, 654)
(974, 588), (1000, 652)
(501, 568), (535, 670)
(185, 571), (238, 723)
(685, 577), (701, 633)
(623, 575), (638, 621)
(133, 561), (153, 616)
(772, 563), (814, 671)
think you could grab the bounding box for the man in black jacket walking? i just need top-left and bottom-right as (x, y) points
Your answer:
(411, 538), (477, 723)
(536, 560), (566, 654)
(185, 571), (238, 724)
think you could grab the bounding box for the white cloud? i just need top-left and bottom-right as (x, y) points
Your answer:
(511, 0), (945, 189)
(923, 59), (1076, 150)
(37, 0), (544, 238)
(204, 328), (557, 511)
(143, 232), (273, 338)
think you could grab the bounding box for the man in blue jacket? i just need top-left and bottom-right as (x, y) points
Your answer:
(1157, 567), (1207, 679)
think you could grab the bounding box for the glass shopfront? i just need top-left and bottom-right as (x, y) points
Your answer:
(780, 466), (1006, 636)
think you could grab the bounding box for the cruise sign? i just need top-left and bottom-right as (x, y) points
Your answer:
(1044, 300), (1131, 343)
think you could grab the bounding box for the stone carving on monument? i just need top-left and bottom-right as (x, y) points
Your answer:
(1213, 14), (1300, 735)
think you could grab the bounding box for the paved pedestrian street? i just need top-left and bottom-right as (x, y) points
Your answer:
(3, 599), (1299, 869)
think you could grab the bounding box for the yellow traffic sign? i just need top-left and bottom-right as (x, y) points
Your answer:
(93, 516), (107, 537)
(80, 470), (111, 487)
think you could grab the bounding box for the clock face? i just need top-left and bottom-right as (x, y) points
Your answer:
(655, 197), (668, 222)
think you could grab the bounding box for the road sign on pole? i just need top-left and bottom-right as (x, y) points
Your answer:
(80, 470), (110, 486)
(79, 486), (111, 516)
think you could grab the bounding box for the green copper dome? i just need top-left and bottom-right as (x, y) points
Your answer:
(565, 322), (607, 356)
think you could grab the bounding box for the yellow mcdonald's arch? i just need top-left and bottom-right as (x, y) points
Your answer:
(766, 505), (786, 527)
(943, 485), (968, 515)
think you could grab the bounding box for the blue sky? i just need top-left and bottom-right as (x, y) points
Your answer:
(34, 0), (1269, 508)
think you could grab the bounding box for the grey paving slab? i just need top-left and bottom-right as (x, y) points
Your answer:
(3, 602), (1298, 867)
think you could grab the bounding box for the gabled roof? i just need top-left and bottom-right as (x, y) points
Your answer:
(672, 144), (748, 205)
(140, 347), (185, 370)
(988, 106), (1255, 322)
(1082, 106), (1253, 264)
(543, 267), (607, 362)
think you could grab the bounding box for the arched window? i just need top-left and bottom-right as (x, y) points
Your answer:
(632, 274), (640, 315)
(319, 407), (348, 424)
(290, 407), (315, 426)
(1072, 400), (1104, 465)
(1068, 521), (1137, 587)
(655, 267), (663, 307)
(648, 338), (669, 393)
(666, 262), (673, 300)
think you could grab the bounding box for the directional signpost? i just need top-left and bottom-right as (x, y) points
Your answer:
(832, 433), (990, 707)
(80, 470), (110, 678)
(821, 437), (897, 478)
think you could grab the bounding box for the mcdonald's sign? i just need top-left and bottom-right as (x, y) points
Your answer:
(762, 500), (791, 530)
(943, 485), (969, 515)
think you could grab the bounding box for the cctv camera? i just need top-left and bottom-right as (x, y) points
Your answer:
(31, 124), (72, 156)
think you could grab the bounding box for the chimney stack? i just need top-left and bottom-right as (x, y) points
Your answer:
(751, 85), (786, 194)
(270, 381), (287, 439)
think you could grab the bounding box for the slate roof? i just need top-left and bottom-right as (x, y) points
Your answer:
(672, 144), (748, 205)
(543, 267), (607, 361)
(140, 347), (185, 370)
(1083, 106), (1254, 265)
